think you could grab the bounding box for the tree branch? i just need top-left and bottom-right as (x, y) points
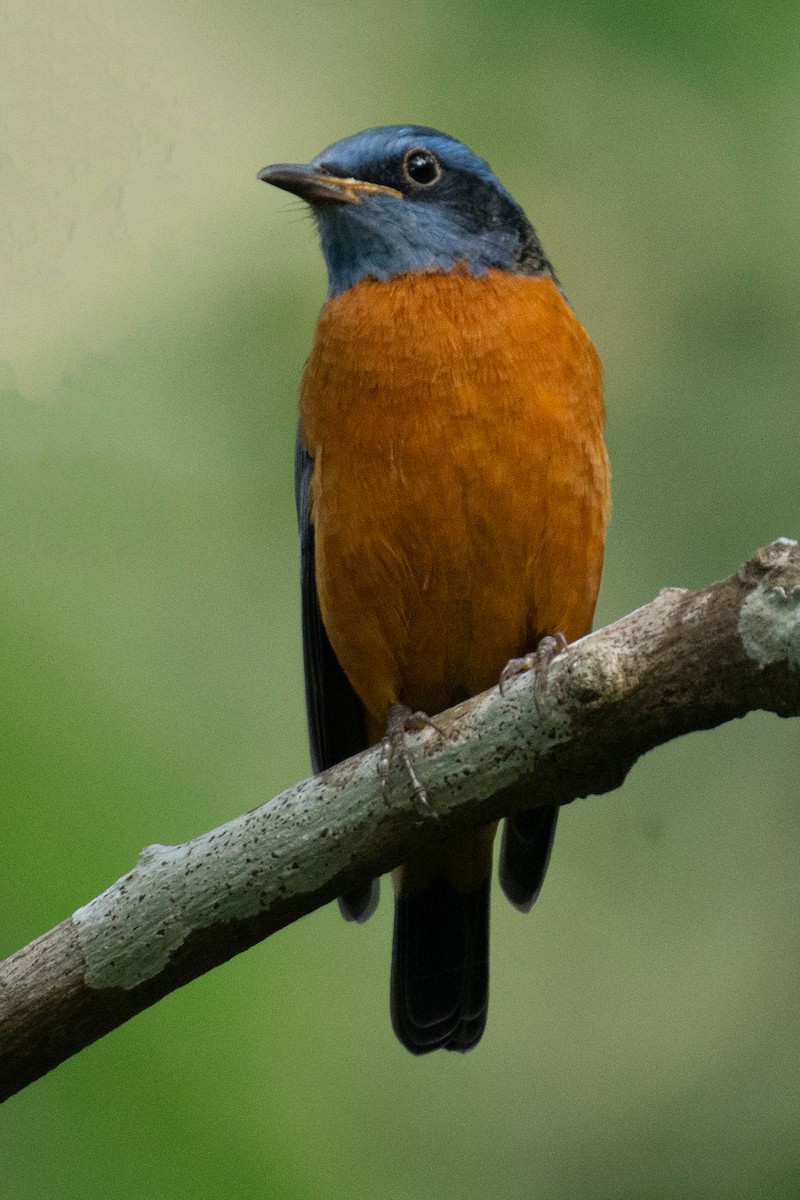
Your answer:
(2, 539), (799, 1101)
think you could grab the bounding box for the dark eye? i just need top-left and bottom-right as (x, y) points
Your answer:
(403, 148), (442, 187)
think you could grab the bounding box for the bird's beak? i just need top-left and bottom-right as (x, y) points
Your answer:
(257, 163), (402, 205)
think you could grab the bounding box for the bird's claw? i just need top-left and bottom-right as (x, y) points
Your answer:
(499, 633), (568, 706)
(378, 705), (441, 817)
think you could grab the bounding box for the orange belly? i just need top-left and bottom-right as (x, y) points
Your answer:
(300, 267), (610, 735)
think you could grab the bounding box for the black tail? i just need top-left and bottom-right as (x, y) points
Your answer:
(499, 805), (559, 912)
(390, 875), (490, 1055)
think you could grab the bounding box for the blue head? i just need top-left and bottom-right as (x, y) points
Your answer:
(259, 126), (552, 297)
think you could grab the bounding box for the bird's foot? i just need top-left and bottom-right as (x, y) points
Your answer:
(378, 704), (442, 817)
(499, 633), (568, 706)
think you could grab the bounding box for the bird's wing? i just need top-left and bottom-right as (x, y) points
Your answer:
(295, 432), (369, 772)
(296, 433), (378, 922)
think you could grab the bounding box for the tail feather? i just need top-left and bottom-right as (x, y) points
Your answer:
(391, 875), (489, 1055)
(499, 805), (559, 912)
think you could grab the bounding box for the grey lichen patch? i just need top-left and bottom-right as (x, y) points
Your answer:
(503, 670), (573, 754)
(69, 765), (384, 993)
(739, 582), (800, 669)
(73, 843), (189, 990)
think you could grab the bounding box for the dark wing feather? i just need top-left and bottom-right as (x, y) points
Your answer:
(295, 434), (377, 922)
(499, 805), (559, 912)
(295, 433), (368, 772)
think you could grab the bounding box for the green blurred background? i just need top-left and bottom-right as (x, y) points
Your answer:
(2, 1), (799, 1196)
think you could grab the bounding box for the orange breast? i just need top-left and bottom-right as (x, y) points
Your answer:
(300, 268), (610, 735)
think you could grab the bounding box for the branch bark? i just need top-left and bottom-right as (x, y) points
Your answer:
(2, 539), (799, 1101)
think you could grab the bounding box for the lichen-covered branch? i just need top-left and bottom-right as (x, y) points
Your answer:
(1, 539), (799, 1102)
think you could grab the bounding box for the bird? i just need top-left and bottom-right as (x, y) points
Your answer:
(258, 125), (610, 1054)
